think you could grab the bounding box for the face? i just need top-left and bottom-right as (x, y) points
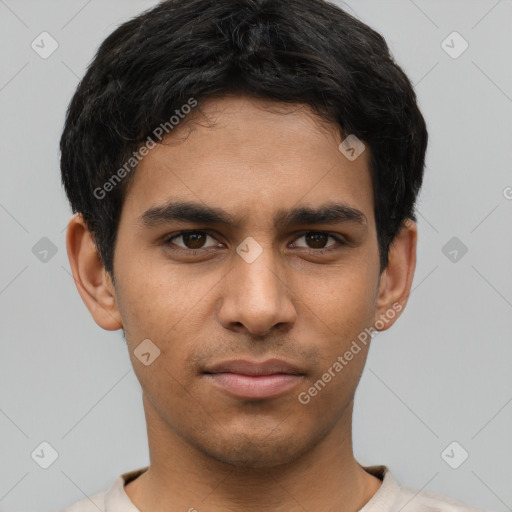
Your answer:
(71, 95), (414, 469)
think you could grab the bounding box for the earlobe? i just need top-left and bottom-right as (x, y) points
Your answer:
(66, 214), (123, 331)
(374, 219), (417, 332)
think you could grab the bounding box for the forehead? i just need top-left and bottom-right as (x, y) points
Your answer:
(121, 95), (374, 227)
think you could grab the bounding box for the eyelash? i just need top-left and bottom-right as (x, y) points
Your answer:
(162, 230), (347, 255)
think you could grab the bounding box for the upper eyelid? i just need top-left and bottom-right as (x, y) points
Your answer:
(165, 231), (219, 248)
(292, 232), (341, 246)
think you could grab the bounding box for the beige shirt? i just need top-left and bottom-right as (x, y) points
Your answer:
(61, 465), (487, 512)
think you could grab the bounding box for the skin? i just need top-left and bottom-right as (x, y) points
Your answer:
(66, 95), (417, 512)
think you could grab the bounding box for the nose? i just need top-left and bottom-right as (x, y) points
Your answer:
(217, 241), (297, 336)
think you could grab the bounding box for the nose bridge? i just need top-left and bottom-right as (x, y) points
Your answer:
(234, 236), (282, 303)
(219, 234), (295, 335)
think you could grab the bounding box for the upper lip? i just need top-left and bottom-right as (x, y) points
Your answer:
(204, 358), (305, 376)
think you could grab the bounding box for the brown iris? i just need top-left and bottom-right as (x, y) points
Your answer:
(303, 232), (329, 249)
(182, 231), (208, 249)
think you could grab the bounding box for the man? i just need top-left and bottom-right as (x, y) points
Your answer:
(60, 0), (484, 510)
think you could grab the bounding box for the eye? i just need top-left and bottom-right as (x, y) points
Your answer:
(162, 230), (346, 255)
(292, 231), (344, 251)
(165, 231), (220, 250)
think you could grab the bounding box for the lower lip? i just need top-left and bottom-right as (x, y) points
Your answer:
(204, 373), (303, 399)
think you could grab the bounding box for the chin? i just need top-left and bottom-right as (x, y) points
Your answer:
(192, 427), (311, 469)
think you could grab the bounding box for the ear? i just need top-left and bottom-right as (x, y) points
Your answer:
(373, 219), (417, 332)
(66, 214), (122, 331)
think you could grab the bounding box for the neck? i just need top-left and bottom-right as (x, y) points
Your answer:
(125, 394), (382, 512)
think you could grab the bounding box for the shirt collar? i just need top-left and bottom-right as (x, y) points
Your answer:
(106, 464), (398, 512)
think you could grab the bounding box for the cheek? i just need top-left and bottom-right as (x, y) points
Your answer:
(299, 260), (378, 340)
(114, 255), (222, 394)
(294, 270), (377, 413)
(115, 253), (204, 340)
(115, 265), (197, 410)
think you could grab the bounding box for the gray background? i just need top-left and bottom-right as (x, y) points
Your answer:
(1, 0), (511, 510)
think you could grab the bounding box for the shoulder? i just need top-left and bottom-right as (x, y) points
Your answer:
(362, 465), (489, 512)
(396, 484), (489, 512)
(59, 468), (147, 512)
(59, 489), (108, 512)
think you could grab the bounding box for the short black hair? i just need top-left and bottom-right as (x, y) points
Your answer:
(60, 0), (428, 278)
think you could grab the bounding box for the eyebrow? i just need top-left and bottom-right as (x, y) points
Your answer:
(138, 200), (367, 229)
